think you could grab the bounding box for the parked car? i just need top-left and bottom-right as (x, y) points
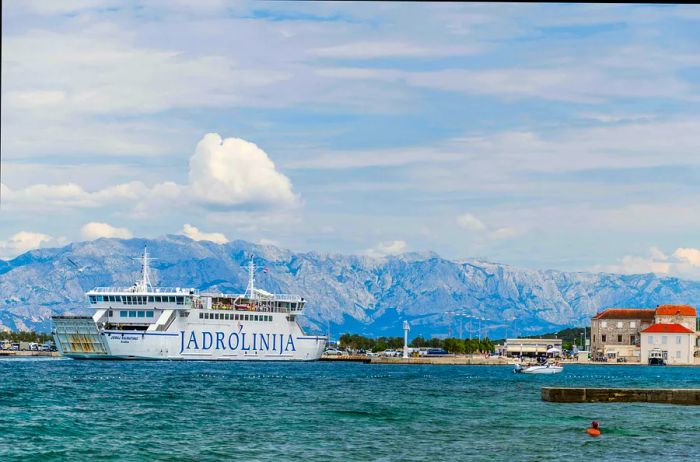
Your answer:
(380, 349), (399, 357)
(426, 348), (449, 356)
(324, 348), (343, 356)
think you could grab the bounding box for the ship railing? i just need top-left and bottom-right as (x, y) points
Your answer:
(214, 293), (303, 302)
(89, 287), (199, 294)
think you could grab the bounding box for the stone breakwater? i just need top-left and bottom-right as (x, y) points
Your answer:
(541, 387), (700, 405)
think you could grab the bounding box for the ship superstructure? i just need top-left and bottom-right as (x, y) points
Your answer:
(52, 247), (327, 360)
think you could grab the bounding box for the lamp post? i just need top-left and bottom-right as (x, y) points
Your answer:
(402, 320), (410, 359)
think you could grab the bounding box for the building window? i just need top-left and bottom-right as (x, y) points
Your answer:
(592, 335), (596, 342)
(601, 321), (607, 328)
(676, 336), (682, 345)
(616, 322), (623, 328)
(601, 335), (607, 342)
(630, 335), (635, 344)
(617, 335), (622, 343)
(630, 321), (636, 328)
(648, 335), (653, 344)
(662, 336), (667, 345)
(676, 351), (681, 359)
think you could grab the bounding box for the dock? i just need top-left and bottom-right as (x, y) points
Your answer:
(369, 356), (512, 365)
(320, 355), (370, 363)
(541, 387), (700, 405)
(0, 351), (60, 358)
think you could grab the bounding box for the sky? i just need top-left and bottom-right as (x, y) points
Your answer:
(2, 1), (700, 279)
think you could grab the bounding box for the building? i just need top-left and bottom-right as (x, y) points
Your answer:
(591, 304), (698, 364)
(640, 323), (695, 365)
(590, 308), (655, 362)
(654, 305), (697, 331)
(504, 338), (563, 358)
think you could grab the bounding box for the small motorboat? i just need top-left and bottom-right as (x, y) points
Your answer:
(513, 363), (563, 374)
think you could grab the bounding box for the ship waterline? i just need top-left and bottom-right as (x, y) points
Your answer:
(52, 247), (327, 361)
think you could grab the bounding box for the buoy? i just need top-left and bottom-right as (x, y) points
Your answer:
(587, 421), (601, 437)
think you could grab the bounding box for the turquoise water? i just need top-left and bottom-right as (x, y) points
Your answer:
(1, 359), (699, 461)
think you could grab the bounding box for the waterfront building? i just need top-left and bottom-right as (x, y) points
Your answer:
(591, 304), (698, 364)
(640, 323), (695, 365)
(504, 338), (562, 358)
(590, 308), (655, 362)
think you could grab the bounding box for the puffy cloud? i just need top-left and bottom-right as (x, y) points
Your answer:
(0, 231), (57, 259)
(596, 246), (700, 280)
(80, 222), (133, 240)
(457, 213), (487, 232)
(2, 134), (299, 214)
(181, 224), (229, 244)
(673, 247), (700, 267)
(457, 212), (518, 240)
(362, 240), (408, 258)
(188, 133), (299, 209)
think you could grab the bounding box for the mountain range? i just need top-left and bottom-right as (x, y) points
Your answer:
(2, 235), (699, 339)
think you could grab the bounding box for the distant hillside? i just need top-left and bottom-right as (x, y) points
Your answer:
(2, 236), (700, 338)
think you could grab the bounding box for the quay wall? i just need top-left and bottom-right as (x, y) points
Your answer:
(541, 387), (700, 405)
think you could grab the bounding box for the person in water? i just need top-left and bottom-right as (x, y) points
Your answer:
(587, 421), (601, 437)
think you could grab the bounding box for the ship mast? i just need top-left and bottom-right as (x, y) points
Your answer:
(134, 245), (155, 292)
(245, 255), (256, 299)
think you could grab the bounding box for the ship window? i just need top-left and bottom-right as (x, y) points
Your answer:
(234, 314), (239, 320)
(147, 311), (153, 317)
(120, 311), (127, 318)
(108, 310), (113, 317)
(138, 311), (145, 318)
(244, 315), (249, 321)
(169, 296), (176, 303)
(148, 296), (154, 302)
(199, 313), (203, 319)
(89, 296), (96, 304)
(129, 311), (136, 317)
(176, 296), (184, 305)
(155, 296), (161, 302)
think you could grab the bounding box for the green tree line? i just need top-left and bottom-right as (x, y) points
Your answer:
(0, 331), (53, 343)
(339, 333), (495, 354)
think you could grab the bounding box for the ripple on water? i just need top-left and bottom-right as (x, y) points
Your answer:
(1, 361), (699, 461)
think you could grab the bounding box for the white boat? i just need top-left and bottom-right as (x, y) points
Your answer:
(52, 247), (327, 361)
(513, 363), (563, 374)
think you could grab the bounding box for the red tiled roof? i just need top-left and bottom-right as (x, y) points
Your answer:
(593, 308), (655, 320)
(641, 323), (694, 334)
(655, 304), (697, 317)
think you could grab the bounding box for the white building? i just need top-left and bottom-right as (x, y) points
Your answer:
(640, 323), (695, 365)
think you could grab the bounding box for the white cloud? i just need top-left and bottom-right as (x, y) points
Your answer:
(673, 248), (700, 267)
(457, 213), (487, 232)
(311, 41), (478, 59)
(181, 224), (229, 244)
(362, 240), (408, 258)
(3, 133), (300, 213)
(80, 222), (133, 240)
(457, 213), (518, 240)
(595, 246), (700, 280)
(188, 133), (299, 209)
(0, 231), (56, 259)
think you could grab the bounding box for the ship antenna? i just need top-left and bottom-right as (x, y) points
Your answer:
(246, 254), (256, 299)
(134, 245), (156, 292)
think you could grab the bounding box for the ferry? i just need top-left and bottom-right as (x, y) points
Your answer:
(52, 247), (327, 360)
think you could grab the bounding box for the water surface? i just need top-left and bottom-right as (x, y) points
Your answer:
(1, 359), (699, 461)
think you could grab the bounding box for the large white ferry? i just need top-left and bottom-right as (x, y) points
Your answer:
(52, 248), (327, 360)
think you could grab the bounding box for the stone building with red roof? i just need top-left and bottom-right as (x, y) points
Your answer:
(591, 304), (698, 364)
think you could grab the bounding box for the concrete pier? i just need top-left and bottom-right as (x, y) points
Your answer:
(542, 387), (700, 405)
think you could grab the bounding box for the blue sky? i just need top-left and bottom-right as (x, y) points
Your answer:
(2, 1), (700, 278)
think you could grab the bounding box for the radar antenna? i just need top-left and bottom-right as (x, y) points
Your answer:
(133, 245), (156, 292)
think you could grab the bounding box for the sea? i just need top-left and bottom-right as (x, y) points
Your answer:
(1, 359), (699, 461)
